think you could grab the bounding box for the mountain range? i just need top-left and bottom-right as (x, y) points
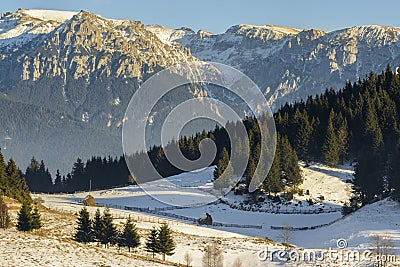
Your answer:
(0, 8), (399, 174)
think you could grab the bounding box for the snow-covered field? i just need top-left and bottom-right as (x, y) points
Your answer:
(3, 163), (397, 266)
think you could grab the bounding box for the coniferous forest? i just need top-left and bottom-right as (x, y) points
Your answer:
(1, 65), (399, 208)
(275, 65), (400, 203)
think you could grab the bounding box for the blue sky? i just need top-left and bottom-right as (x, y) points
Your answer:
(1, 0), (399, 33)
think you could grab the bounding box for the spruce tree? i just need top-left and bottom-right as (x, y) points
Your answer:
(213, 147), (234, 191)
(93, 208), (103, 242)
(100, 208), (117, 248)
(213, 147), (230, 179)
(156, 223), (176, 261)
(336, 113), (348, 164)
(31, 207), (42, 230)
(17, 202), (33, 232)
(74, 207), (93, 243)
(263, 137), (282, 195)
(292, 108), (313, 160)
(355, 101), (384, 199)
(119, 216), (140, 252)
(54, 170), (62, 192)
(0, 151), (7, 191)
(322, 110), (340, 167)
(145, 227), (159, 258)
(389, 143), (400, 198)
(6, 158), (31, 203)
(280, 135), (302, 188)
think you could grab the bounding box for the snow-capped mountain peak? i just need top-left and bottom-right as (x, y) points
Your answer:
(0, 9), (77, 47)
(328, 25), (400, 46)
(225, 24), (301, 41)
(145, 24), (195, 43)
(19, 9), (77, 23)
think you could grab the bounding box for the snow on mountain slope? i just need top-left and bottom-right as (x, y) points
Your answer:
(145, 24), (195, 43)
(35, 163), (400, 266)
(34, 192), (400, 266)
(168, 23), (400, 109)
(22, 9), (77, 22)
(39, 164), (353, 237)
(0, 9), (76, 47)
(290, 198), (400, 252)
(298, 162), (354, 206)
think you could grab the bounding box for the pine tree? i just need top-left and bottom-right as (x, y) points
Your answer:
(280, 136), (302, 188)
(263, 138), (282, 195)
(145, 227), (159, 258)
(364, 101), (383, 151)
(322, 110), (340, 167)
(355, 101), (385, 199)
(71, 158), (86, 191)
(213, 147), (233, 191)
(93, 208), (103, 242)
(119, 216), (140, 252)
(336, 113), (348, 164)
(156, 223), (176, 261)
(6, 158), (31, 203)
(292, 108), (313, 160)
(100, 208), (117, 248)
(54, 170), (62, 192)
(213, 148), (230, 179)
(17, 202), (33, 232)
(74, 207), (93, 243)
(31, 207), (42, 230)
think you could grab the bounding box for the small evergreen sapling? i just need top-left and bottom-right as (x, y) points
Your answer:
(93, 208), (103, 242)
(119, 216), (140, 252)
(17, 202), (33, 231)
(31, 207), (42, 230)
(156, 223), (176, 261)
(145, 227), (159, 258)
(74, 207), (93, 243)
(100, 208), (117, 248)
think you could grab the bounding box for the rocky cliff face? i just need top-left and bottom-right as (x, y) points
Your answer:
(0, 9), (197, 172)
(148, 24), (400, 109)
(0, 9), (194, 131)
(1, 9), (400, 173)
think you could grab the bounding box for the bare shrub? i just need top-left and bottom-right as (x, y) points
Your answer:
(183, 251), (193, 267)
(202, 242), (224, 267)
(232, 257), (243, 267)
(0, 199), (11, 228)
(278, 222), (293, 248)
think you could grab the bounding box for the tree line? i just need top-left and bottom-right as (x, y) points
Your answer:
(21, 114), (302, 197)
(275, 65), (400, 203)
(127, 114), (302, 196)
(25, 156), (131, 193)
